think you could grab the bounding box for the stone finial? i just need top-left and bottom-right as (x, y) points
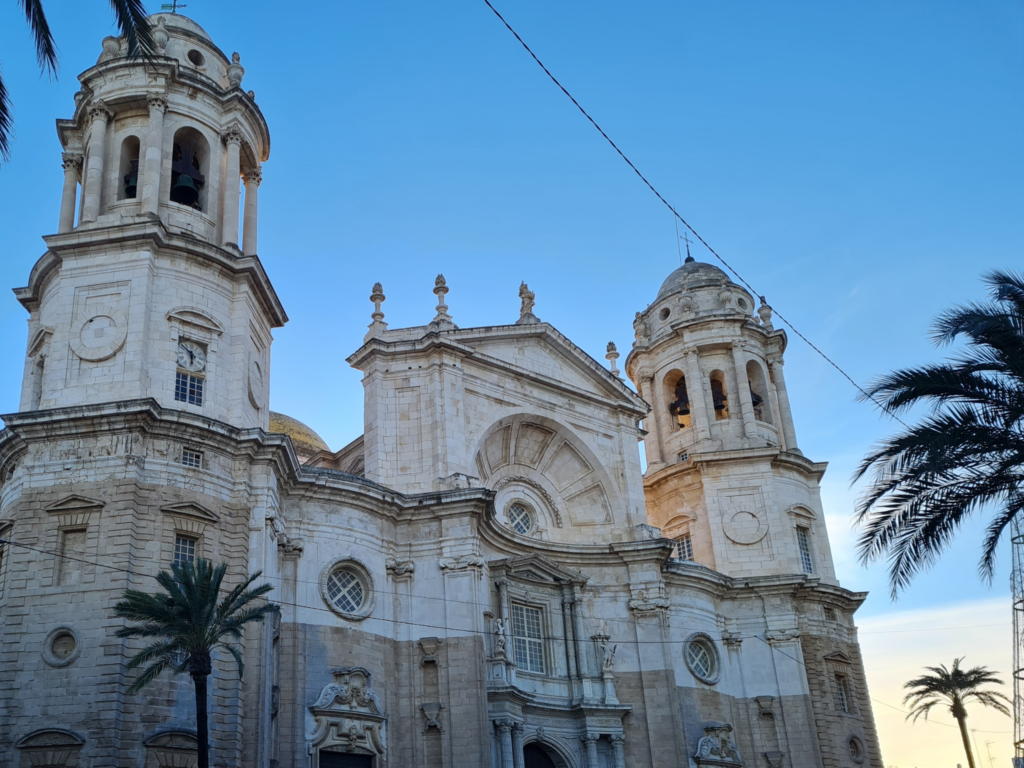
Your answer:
(228, 52), (245, 87)
(515, 282), (540, 325)
(98, 36), (121, 64)
(429, 274), (456, 330)
(365, 282), (388, 341)
(152, 17), (169, 52)
(633, 311), (649, 346)
(758, 296), (774, 331)
(605, 342), (621, 378)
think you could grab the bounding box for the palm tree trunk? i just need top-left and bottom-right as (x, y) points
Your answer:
(955, 713), (976, 768)
(192, 670), (210, 768)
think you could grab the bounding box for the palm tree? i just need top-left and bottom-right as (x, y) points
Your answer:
(903, 657), (1010, 768)
(854, 270), (1024, 598)
(1, 0), (153, 164)
(113, 558), (280, 768)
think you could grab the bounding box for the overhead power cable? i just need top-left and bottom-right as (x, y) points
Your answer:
(481, 0), (908, 429)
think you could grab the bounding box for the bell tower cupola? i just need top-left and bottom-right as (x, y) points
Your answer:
(627, 258), (836, 582)
(14, 14), (286, 429)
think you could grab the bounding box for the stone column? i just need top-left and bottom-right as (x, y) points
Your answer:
(684, 350), (712, 442)
(611, 735), (626, 768)
(768, 356), (800, 453)
(582, 735), (600, 768)
(221, 127), (242, 248)
(140, 93), (168, 216)
(511, 723), (525, 768)
(732, 342), (758, 438)
(497, 720), (515, 768)
(242, 164), (262, 255)
(637, 371), (665, 469)
(81, 103), (111, 223)
(561, 596), (578, 678)
(58, 153), (83, 233)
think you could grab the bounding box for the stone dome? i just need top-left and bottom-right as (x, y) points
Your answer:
(656, 258), (730, 300)
(150, 12), (214, 44)
(269, 411), (330, 456)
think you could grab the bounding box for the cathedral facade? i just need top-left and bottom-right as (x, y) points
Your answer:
(0, 15), (882, 768)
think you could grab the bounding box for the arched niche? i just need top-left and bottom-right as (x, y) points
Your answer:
(117, 134), (141, 200)
(522, 740), (574, 768)
(473, 413), (620, 534)
(662, 368), (691, 430)
(709, 369), (729, 420)
(16, 728), (85, 767)
(170, 126), (210, 211)
(143, 729), (198, 768)
(746, 359), (773, 424)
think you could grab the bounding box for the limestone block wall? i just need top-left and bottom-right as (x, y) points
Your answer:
(17, 236), (277, 430)
(0, 462), (257, 766)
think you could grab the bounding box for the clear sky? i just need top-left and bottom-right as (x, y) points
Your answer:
(1, 1), (1022, 764)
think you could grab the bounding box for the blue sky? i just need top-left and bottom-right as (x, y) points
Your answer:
(1, 1), (1022, 759)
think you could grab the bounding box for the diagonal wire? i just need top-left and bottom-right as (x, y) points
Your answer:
(482, 0), (908, 429)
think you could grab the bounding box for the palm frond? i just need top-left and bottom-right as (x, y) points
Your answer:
(125, 657), (172, 694)
(107, 0), (154, 57)
(18, 0), (58, 76)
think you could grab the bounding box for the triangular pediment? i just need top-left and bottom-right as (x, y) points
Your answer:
(491, 553), (588, 585)
(823, 651), (853, 665)
(45, 495), (104, 514)
(461, 325), (647, 414)
(160, 502), (220, 523)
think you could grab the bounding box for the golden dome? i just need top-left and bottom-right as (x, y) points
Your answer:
(269, 411), (330, 457)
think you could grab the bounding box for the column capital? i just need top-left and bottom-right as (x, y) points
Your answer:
(87, 101), (112, 124)
(221, 125), (244, 146)
(637, 368), (655, 385)
(767, 354), (784, 368)
(511, 722), (524, 734)
(242, 165), (263, 186)
(610, 734), (625, 745)
(495, 719), (514, 733)
(581, 734), (599, 745)
(61, 152), (83, 174)
(146, 93), (169, 113)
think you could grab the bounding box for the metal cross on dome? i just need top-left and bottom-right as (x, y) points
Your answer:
(161, 0), (187, 13)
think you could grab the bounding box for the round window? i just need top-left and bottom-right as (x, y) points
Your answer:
(659, 307), (671, 321)
(684, 634), (720, 684)
(507, 502), (533, 535)
(187, 49), (205, 67)
(319, 559), (375, 620)
(737, 297), (748, 310)
(848, 736), (866, 763)
(42, 626), (81, 667)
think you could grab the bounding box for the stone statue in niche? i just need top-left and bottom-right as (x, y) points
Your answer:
(600, 640), (618, 673)
(493, 617), (507, 654)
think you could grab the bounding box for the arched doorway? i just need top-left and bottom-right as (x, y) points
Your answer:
(523, 743), (560, 768)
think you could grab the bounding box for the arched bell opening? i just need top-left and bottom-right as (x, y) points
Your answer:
(746, 359), (773, 424)
(663, 369), (691, 430)
(170, 127), (209, 211)
(117, 135), (141, 200)
(709, 369), (730, 420)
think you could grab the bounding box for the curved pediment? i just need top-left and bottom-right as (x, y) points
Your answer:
(166, 306), (224, 336)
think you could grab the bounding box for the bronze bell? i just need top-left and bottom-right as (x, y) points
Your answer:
(123, 173), (138, 199)
(170, 173), (198, 206)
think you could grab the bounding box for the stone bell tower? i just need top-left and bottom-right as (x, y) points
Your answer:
(626, 257), (838, 582)
(15, 13), (286, 429)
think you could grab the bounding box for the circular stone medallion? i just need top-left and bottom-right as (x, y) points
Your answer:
(722, 509), (768, 545)
(69, 309), (128, 362)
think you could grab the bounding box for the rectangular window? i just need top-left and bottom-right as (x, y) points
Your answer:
(182, 449), (203, 469)
(672, 533), (694, 562)
(58, 528), (87, 585)
(834, 673), (850, 713)
(174, 372), (204, 406)
(173, 534), (197, 565)
(510, 603), (545, 674)
(797, 527), (814, 574)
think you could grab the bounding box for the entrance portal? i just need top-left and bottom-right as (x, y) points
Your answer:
(319, 752), (373, 768)
(523, 743), (559, 768)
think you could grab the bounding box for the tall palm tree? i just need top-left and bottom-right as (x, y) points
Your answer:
(1, 0), (153, 164)
(903, 657), (1010, 768)
(113, 558), (280, 768)
(854, 270), (1024, 598)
